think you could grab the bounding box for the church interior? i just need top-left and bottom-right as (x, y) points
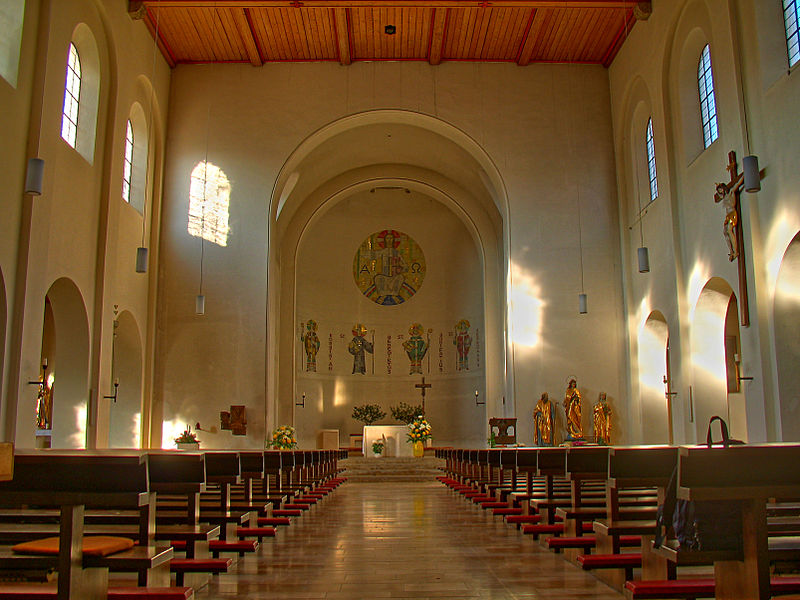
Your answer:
(1, 0), (800, 598)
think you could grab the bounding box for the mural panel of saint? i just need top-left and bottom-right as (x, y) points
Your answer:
(353, 230), (425, 306)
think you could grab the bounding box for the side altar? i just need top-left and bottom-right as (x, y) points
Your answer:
(362, 425), (412, 457)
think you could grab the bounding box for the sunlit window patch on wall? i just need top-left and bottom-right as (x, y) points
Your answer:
(188, 161), (231, 247)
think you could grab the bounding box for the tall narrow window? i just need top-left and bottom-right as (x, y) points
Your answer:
(785, 0), (800, 67)
(188, 161), (231, 247)
(61, 43), (81, 148)
(697, 45), (718, 149)
(646, 118), (658, 201)
(122, 120), (134, 203)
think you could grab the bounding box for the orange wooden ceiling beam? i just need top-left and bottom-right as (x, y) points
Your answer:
(142, 1), (641, 9)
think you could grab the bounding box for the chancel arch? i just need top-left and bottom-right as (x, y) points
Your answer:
(689, 276), (745, 442)
(268, 110), (508, 448)
(774, 231), (800, 441)
(31, 278), (91, 449)
(637, 311), (671, 444)
(107, 310), (143, 448)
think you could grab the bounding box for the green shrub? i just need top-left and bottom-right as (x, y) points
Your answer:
(351, 403), (386, 425)
(390, 402), (424, 424)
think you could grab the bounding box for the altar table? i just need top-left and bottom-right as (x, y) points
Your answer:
(362, 425), (412, 457)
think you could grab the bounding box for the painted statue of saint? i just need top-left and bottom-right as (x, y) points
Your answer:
(533, 392), (553, 446)
(593, 392), (612, 445)
(563, 378), (583, 440)
(348, 323), (373, 375)
(300, 319), (320, 372)
(402, 323), (428, 375)
(714, 182), (739, 262)
(453, 319), (472, 371)
(35, 378), (53, 431)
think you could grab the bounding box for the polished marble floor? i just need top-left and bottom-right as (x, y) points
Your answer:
(197, 480), (624, 600)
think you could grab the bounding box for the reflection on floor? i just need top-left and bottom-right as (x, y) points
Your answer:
(196, 480), (623, 599)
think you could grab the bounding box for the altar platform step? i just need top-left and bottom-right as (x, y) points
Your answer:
(339, 456), (444, 482)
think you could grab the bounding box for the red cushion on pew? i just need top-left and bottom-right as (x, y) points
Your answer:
(273, 509), (302, 517)
(108, 587), (195, 600)
(12, 536), (134, 557)
(170, 558), (232, 573)
(257, 517), (291, 526)
(283, 503), (310, 510)
(493, 508), (523, 516)
(506, 515), (540, 524)
(547, 536), (596, 549)
(479, 502), (508, 509)
(623, 579), (715, 599)
(208, 540), (258, 553)
(619, 535), (642, 546)
(522, 524), (563, 535)
(577, 553), (642, 570)
(170, 540), (187, 551)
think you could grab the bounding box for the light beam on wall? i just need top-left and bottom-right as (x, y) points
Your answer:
(162, 418), (191, 449)
(510, 262), (544, 349)
(68, 404), (87, 449)
(687, 262), (710, 322)
(188, 161), (231, 247)
(766, 211), (800, 298)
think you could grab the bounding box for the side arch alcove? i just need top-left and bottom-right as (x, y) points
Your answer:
(268, 110), (509, 447)
(774, 231), (800, 441)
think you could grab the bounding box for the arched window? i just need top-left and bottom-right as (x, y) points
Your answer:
(122, 120), (134, 203)
(646, 118), (658, 201)
(61, 43), (81, 148)
(0, 1), (25, 87)
(697, 44), (718, 149)
(785, 0), (800, 67)
(188, 161), (231, 247)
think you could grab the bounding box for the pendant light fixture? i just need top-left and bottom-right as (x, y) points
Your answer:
(25, 158), (45, 195)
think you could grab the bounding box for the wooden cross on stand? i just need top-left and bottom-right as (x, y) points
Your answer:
(415, 376), (432, 416)
(714, 150), (764, 328)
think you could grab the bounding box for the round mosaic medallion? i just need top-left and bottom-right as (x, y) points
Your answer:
(353, 230), (425, 306)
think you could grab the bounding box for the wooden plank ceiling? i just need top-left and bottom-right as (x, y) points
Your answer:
(131, 1), (649, 69)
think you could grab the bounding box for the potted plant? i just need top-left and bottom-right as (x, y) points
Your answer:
(406, 415), (432, 458)
(175, 425), (199, 450)
(351, 404), (386, 426)
(390, 402), (424, 425)
(268, 425), (298, 449)
(371, 440), (384, 457)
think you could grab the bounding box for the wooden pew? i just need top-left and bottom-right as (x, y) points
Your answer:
(0, 451), (173, 600)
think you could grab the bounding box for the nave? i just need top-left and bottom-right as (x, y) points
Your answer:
(198, 480), (622, 600)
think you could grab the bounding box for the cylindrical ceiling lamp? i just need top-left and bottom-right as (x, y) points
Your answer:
(195, 294), (205, 315)
(135, 247), (148, 273)
(25, 158), (45, 195)
(578, 293), (588, 315)
(743, 155), (761, 193)
(638, 246), (650, 273)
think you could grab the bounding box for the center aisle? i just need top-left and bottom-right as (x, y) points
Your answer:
(197, 480), (624, 599)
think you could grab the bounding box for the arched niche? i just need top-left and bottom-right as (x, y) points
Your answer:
(690, 276), (744, 441)
(268, 110), (508, 445)
(665, 0), (717, 164)
(41, 278), (90, 448)
(774, 231), (800, 441)
(108, 311), (143, 448)
(638, 311), (671, 444)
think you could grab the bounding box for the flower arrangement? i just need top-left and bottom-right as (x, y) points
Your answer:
(391, 402), (424, 424)
(175, 425), (198, 445)
(268, 425), (297, 449)
(351, 403), (386, 425)
(406, 416), (432, 444)
(371, 440), (384, 455)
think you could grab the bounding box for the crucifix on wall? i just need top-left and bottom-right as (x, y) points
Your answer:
(415, 376), (432, 415)
(713, 150), (764, 328)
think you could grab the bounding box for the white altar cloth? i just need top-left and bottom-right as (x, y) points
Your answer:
(362, 425), (412, 457)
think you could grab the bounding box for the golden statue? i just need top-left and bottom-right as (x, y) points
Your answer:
(533, 392), (553, 446)
(593, 392), (612, 445)
(563, 378), (583, 440)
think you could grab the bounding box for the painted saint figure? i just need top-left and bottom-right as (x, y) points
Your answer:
(533, 392), (553, 446)
(453, 319), (473, 371)
(714, 182), (739, 262)
(35, 376), (53, 431)
(300, 319), (320, 372)
(593, 392), (612, 445)
(348, 323), (373, 375)
(402, 323), (429, 375)
(563, 378), (583, 440)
